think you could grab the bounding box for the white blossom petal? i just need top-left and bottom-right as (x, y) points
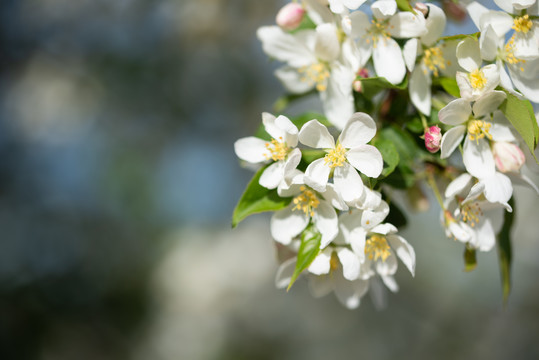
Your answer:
(257, 26), (317, 68)
(304, 158), (331, 192)
(333, 271), (362, 309)
(439, 98), (472, 126)
(440, 125), (466, 159)
(445, 173), (473, 198)
(372, 0), (397, 20)
(410, 65), (432, 116)
(463, 137), (496, 179)
(387, 234), (416, 276)
(456, 37), (482, 72)
(299, 119), (336, 149)
(346, 145), (383, 178)
(490, 111), (517, 142)
(308, 274), (333, 297)
(334, 162), (365, 203)
(323, 184), (349, 211)
(275, 115), (299, 147)
(315, 201), (339, 248)
(275, 257), (296, 289)
(472, 90), (506, 118)
(337, 247), (360, 281)
(260, 161), (286, 189)
(481, 172), (513, 209)
(381, 275), (399, 292)
(388, 11), (428, 38)
(375, 249), (398, 276)
(373, 37), (406, 85)
(421, 4), (446, 46)
(480, 25), (498, 61)
(339, 112), (377, 148)
(275, 66), (315, 94)
(315, 23), (341, 62)
(234, 136), (270, 163)
(271, 205), (309, 245)
(308, 248), (332, 275)
(321, 64), (356, 130)
(348, 11), (370, 39)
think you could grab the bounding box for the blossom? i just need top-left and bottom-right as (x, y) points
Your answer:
(276, 3), (306, 31)
(455, 38), (500, 101)
(234, 113), (301, 189)
(424, 125), (442, 153)
(328, 0), (367, 14)
(298, 112), (383, 202)
(346, 0), (428, 85)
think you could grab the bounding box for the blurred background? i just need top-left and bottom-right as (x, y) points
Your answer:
(0, 0), (538, 359)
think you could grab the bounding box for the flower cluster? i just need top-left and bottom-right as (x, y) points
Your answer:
(233, 0), (539, 309)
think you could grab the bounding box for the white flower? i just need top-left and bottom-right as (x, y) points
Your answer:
(234, 113), (301, 189)
(257, 23), (356, 129)
(347, 0), (428, 85)
(455, 37), (500, 101)
(271, 174), (348, 248)
(328, 0), (367, 14)
(298, 113), (383, 203)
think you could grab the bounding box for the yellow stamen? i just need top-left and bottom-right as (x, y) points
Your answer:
(503, 35), (526, 69)
(469, 69), (487, 90)
(298, 63), (330, 91)
(324, 143), (347, 168)
(292, 186), (320, 217)
(460, 202), (483, 228)
(467, 119), (492, 143)
(365, 234), (391, 262)
(422, 46), (446, 77)
(265, 137), (289, 161)
(366, 19), (390, 48)
(512, 15), (533, 34)
(330, 252), (340, 271)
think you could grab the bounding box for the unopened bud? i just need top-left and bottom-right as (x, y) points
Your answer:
(357, 68), (369, 78)
(414, 3), (429, 17)
(353, 80), (362, 92)
(492, 141), (525, 173)
(276, 3), (305, 31)
(442, 0), (467, 22)
(424, 125), (442, 153)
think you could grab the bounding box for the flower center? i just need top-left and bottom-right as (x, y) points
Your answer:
(365, 19), (390, 48)
(469, 69), (487, 90)
(298, 62), (330, 91)
(292, 186), (320, 217)
(365, 234), (391, 262)
(422, 46), (446, 77)
(460, 202), (483, 228)
(503, 35), (526, 71)
(330, 251), (340, 271)
(324, 143), (347, 168)
(512, 15), (533, 34)
(467, 119), (492, 143)
(265, 137), (289, 161)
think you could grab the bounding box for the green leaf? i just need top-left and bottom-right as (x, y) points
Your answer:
(373, 138), (400, 178)
(500, 91), (539, 163)
(288, 225), (321, 291)
(232, 165), (292, 228)
(396, 0), (415, 12)
(360, 76), (408, 99)
(435, 77), (461, 98)
(463, 246), (477, 272)
(439, 32), (480, 42)
(300, 149), (325, 164)
(254, 112), (329, 140)
(497, 198), (515, 305)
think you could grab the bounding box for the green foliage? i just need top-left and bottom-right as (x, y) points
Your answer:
(396, 0), (415, 12)
(254, 112), (330, 140)
(378, 126), (419, 188)
(500, 92), (539, 163)
(288, 225), (321, 290)
(497, 198), (515, 305)
(439, 32), (480, 42)
(463, 246), (477, 272)
(435, 77), (461, 98)
(360, 76), (408, 99)
(373, 138), (400, 178)
(232, 165), (292, 228)
(386, 201), (407, 229)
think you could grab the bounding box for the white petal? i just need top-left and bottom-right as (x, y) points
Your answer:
(361, 200), (390, 229)
(271, 205), (309, 245)
(314, 201), (339, 248)
(262, 112), (281, 140)
(234, 136), (270, 163)
(315, 23), (341, 62)
(357, 188), (383, 210)
(370, 222), (398, 235)
(304, 158), (331, 192)
(307, 274), (333, 297)
(466, 1), (488, 30)
(456, 71), (475, 101)
(333, 271), (362, 309)
(479, 10), (513, 37)
(440, 125), (466, 159)
(387, 234), (416, 276)
(349, 227), (367, 261)
(346, 145), (383, 178)
(472, 90), (506, 118)
(421, 4), (446, 46)
(381, 275), (399, 293)
(513, 29), (539, 60)
(445, 173), (473, 198)
(409, 65), (432, 116)
(257, 26), (317, 68)
(438, 98), (471, 125)
(337, 247), (360, 281)
(342, 0), (367, 10)
(348, 11), (370, 39)
(493, 0), (514, 13)
(388, 11), (428, 38)
(373, 37), (406, 85)
(463, 181), (485, 203)
(334, 162), (365, 203)
(259, 161), (285, 189)
(283, 148), (302, 178)
(275, 257), (296, 289)
(463, 136), (496, 179)
(480, 25), (498, 62)
(474, 217), (496, 252)
(277, 169), (304, 197)
(339, 112), (377, 148)
(308, 248), (332, 275)
(275, 115), (299, 147)
(372, 0), (397, 20)
(323, 183), (349, 211)
(482, 172), (513, 208)
(490, 111), (517, 142)
(509, 62), (539, 103)
(456, 38), (481, 73)
(448, 221), (472, 242)
(321, 64), (356, 130)
(275, 66), (315, 94)
(304, 0), (335, 25)
(298, 119), (335, 149)
(375, 249), (398, 276)
(403, 38), (419, 72)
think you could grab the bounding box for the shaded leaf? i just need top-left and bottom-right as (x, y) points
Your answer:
(288, 225), (321, 290)
(232, 165), (292, 228)
(497, 197), (515, 305)
(439, 32), (480, 42)
(373, 138), (400, 178)
(464, 246), (477, 272)
(435, 77), (460, 98)
(360, 76), (408, 99)
(386, 200), (408, 229)
(396, 0), (415, 12)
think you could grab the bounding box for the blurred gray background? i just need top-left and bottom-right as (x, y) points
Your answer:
(0, 0), (538, 359)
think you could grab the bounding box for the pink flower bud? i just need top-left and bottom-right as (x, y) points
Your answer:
(492, 142), (525, 173)
(352, 80), (362, 93)
(276, 3), (305, 31)
(424, 125), (442, 153)
(357, 68), (369, 78)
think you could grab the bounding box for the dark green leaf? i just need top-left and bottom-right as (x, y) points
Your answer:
(435, 77), (461, 98)
(396, 0), (415, 12)
(360, 76), (408, 99)
(373, 138), (400, 178)
(497, 197), (515, 305)
(232, 165), (292, 228)
(464, 246), (477, 272)
(406, 117), (425, 134)
(439, 32), (480, 42)
(386, 201), (407, 229)
(300, 149), (325, 164)
(288, 225), (321, 290)
(380, 126), (419, 165)
(500, 91), (539, 163)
